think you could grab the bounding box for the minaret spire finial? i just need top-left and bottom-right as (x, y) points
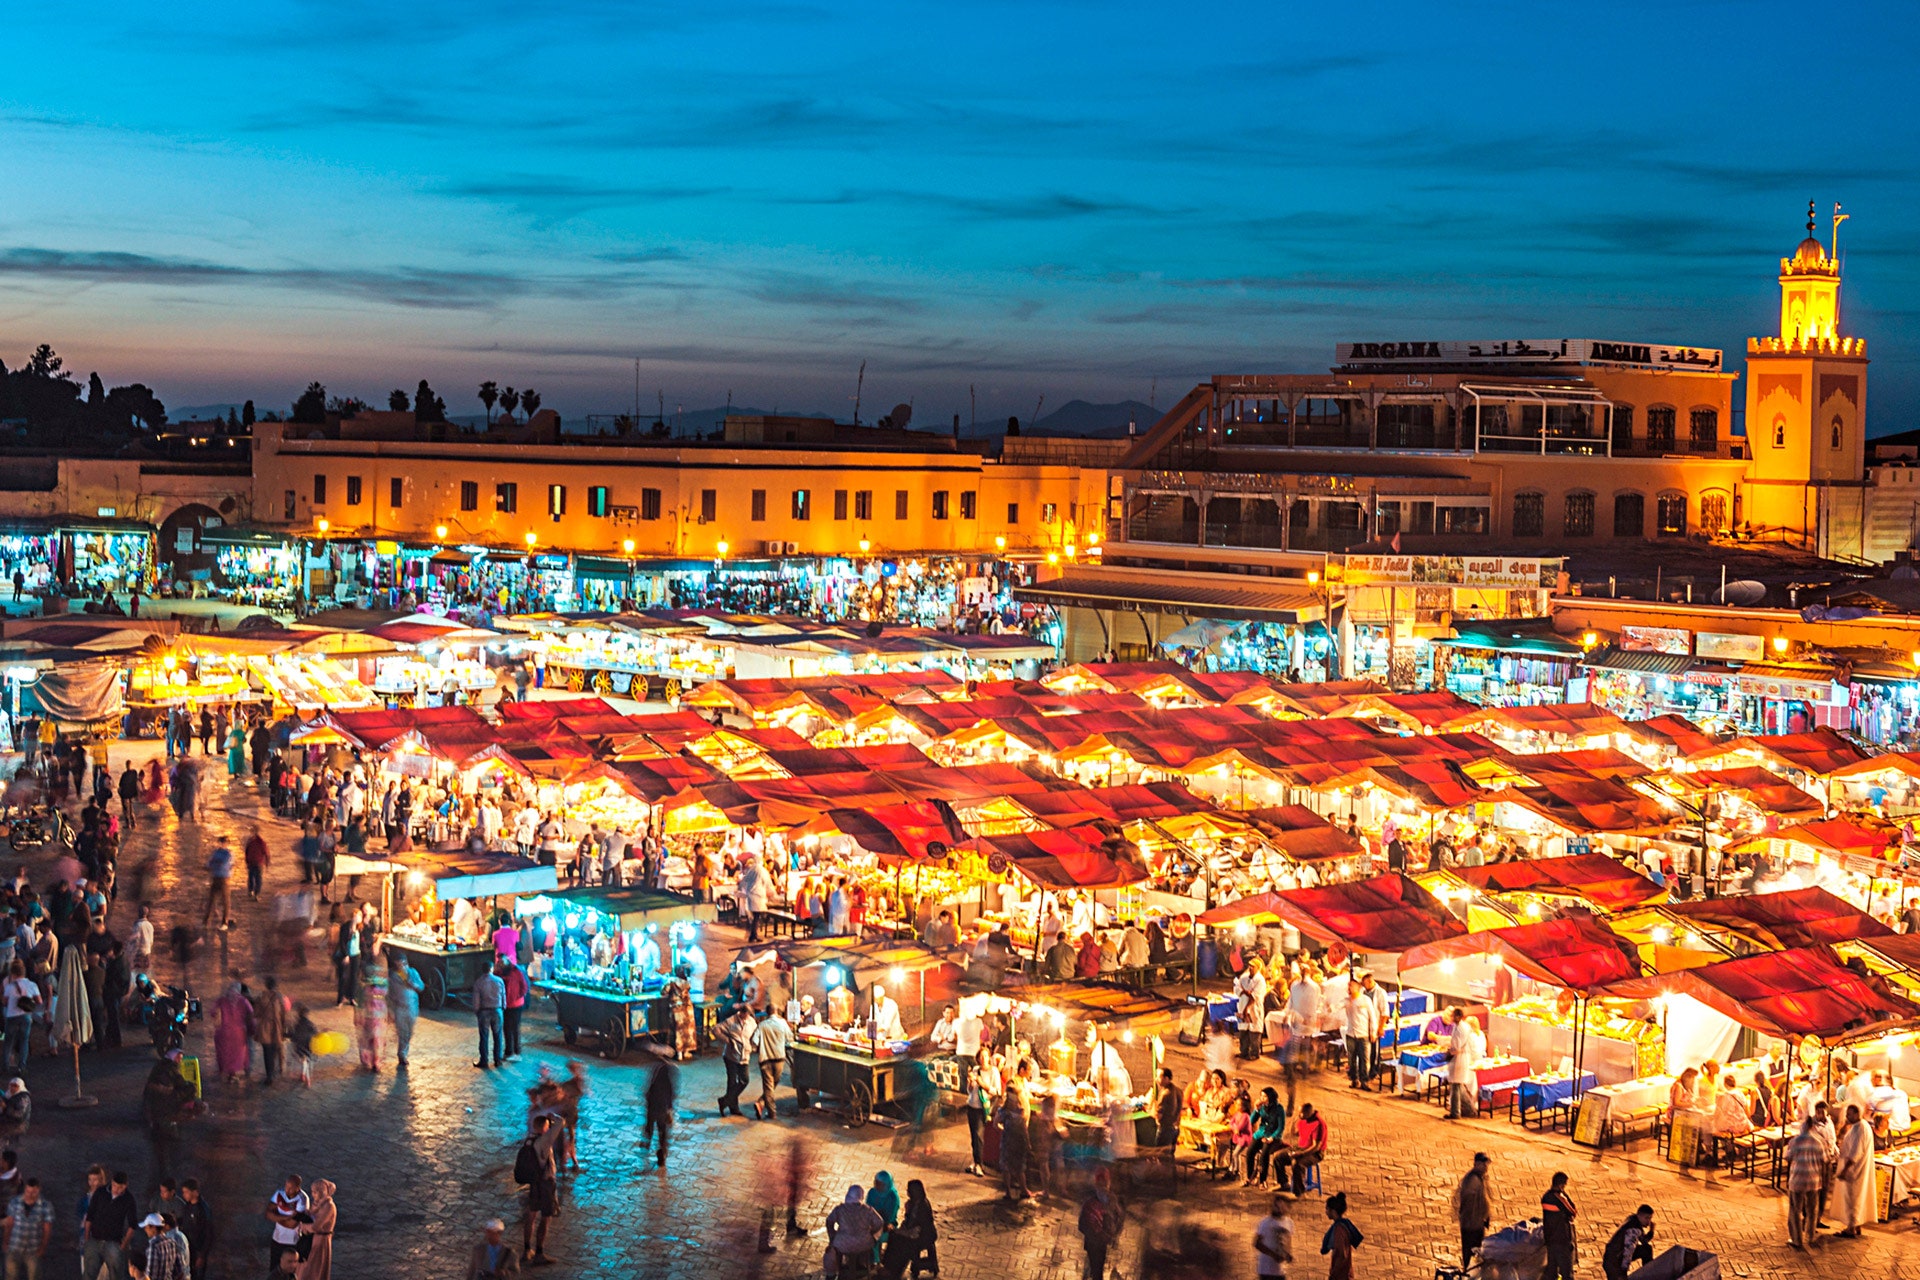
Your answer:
(1807, 199), (1817, 237)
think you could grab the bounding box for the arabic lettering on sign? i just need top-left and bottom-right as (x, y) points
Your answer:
(1335, 339), (1724, 373)
(1339, 554), (1553, 589)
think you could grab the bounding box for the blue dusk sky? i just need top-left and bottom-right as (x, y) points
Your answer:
(2, 1), (1917, 430)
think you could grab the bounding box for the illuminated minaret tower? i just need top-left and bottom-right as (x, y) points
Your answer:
(1742, 201), (1869, 553)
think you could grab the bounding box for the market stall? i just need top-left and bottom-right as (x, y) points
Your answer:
(1595, 945), (1920, 1163)
(535, 886), (716, 1057)
(384, 849), (558, 1007)
(1399, 914), (1650, 1090)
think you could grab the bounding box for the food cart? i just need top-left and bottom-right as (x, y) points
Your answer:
(981, 981), (1189, 1146)
(535, 886), (716, 1058)
(787, 1024), (913, 1124)
(746, 938), (957, 1124)
(382, 849), (558, 1008)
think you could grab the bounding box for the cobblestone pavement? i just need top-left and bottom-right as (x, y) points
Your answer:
(11, 744), (1917, 1279)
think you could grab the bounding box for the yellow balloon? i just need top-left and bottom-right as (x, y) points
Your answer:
(312, 1031), (348, 1056)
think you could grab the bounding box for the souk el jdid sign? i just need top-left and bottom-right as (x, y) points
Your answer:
(1334, 554), (1558, 590)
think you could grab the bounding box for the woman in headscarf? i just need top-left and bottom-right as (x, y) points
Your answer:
(865, 1170), (899, 1265)
(212, 977), (256, 1084)
(356, 950), (388, 1072)
(669, 973), (698, 1061)
(141, 756), (165, 805)
(225, 721), (247, 778)
(879, 1179), (937, 1279)
(297, 1178), (336, 1279)
(824, 1184), (883, 1278)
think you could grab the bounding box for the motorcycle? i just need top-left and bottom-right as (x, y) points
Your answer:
(133, 974), (198, 1056)
(5, 806), (73, 852)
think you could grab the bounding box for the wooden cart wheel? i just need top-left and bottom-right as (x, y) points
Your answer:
(562, 1024), (578, 1046)
(424, 967), (448, 1010)
(591, 670), (613, 695)
(847, 1080), (873, 1126)
(564, 668), (586, 693)
(601, 1016), (627, 1059)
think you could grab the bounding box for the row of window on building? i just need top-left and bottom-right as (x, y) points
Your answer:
(1219, 400), (1719, 454)
(1510, 489), (1727, 539)
(300, 474), (1059, 527)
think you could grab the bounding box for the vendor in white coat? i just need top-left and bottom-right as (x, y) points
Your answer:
(868, 984), (905, 1043)
(1446, 1009), (1483, 1120)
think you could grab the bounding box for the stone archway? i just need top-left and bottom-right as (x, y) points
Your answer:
(156, 500), (237, 580)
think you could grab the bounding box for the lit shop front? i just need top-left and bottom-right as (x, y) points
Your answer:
(1430, 619), (1581, 706)
(1581, 626), (1847, 733)
(201, 527), (302, 608)
(1329, 553), (1561, 688)
(0, 518), (154, 595)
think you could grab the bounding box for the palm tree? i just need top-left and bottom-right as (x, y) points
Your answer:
(500, 386), (520, 422)
(521, 389), (541, 419)
(478, 380), (498, 424)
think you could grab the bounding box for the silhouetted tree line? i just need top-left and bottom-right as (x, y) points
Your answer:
(0, 343), (169, 445)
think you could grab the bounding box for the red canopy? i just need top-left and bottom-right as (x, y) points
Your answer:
(966, 827), (1149, 890)
(826, 801), (968, 864)
(497, 697), (619, 720)
(1661, 887), (1893, 950)
(1252, 873), (1466, 953)
(1457, 853), (1665, 911)
(1400, 913), (1641, 994)
(1598, 944), (1920, 1043)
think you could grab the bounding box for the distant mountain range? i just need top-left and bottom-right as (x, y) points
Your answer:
(1022, 399), (1162, 438)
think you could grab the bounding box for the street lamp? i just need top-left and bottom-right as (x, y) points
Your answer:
(314, 518), (330, 535)
(1771, 635), (1789, 654)
(524, 531), (538, 548)
(434, 524), (448, 540)
(994, 535), (1006, 551)
(622, 539), (636, 555)
(716, 539), (729, 559)
(858, 538), (871, 554)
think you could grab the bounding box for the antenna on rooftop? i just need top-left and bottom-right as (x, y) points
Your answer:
(853, 360), (866, 426)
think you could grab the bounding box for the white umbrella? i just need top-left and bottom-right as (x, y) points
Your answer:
(53, 945), (96, 1108)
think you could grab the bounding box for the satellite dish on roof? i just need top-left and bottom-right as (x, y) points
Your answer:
(1715, 580), (1767, 606)
(1891, 563), (1919, 580)
(889, 403), (912, 429)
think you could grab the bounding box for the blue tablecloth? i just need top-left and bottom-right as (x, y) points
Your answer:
(1378, 1017), (1422, 1051)
(1207, 995), (1238, 1026)
(1518, 1072), (1597, 1115)
(1400, 1046), (1450, 1073)
(1390, 990), (1429, 1019)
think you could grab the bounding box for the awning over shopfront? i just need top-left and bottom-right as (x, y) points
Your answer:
(1661, 886), (1892, 951)
(393, 849), (558, 899)
(1013, 571), (1325, 625)
(1665, 766), (1825, 816)
(1399, 912), (1641, 993)
(1442, 620), (1584, 658)
(1582, 645), (1689, 676)
(547, 885), (715, 930)
(826, 801), (969, 864)
(1246, 872), (1465, 953)
(1733, 816), (1897, 859)
(1598, 945), (1920, 1044)
(965, 826), (1149, 890)
(1456, 852), (1665, 912)
(1499, 776), (1676, 837)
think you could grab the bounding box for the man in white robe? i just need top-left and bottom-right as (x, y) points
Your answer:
(1833, 1103), (1875, 1237)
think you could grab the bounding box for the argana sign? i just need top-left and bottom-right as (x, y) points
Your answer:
(1337, 339), (1724, 372)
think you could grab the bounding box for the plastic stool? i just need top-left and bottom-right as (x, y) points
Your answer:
(1299, 1162), (1321, 1193)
